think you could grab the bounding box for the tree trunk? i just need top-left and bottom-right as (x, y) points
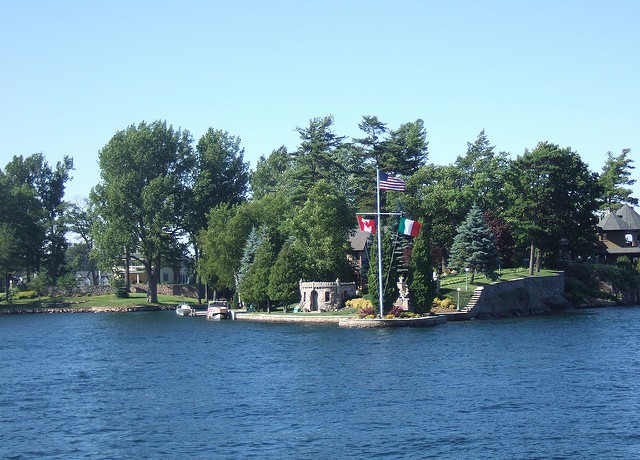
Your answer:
(528, 241), (535, 276)
(146, 257), (160, 303)
(125, 248), (131, 291)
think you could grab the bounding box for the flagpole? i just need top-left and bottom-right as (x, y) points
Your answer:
(376, 167), (384, 318)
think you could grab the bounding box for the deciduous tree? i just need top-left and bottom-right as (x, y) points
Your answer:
(93, 120), (193, 303)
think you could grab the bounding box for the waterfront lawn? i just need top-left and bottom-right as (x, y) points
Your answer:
(0, 293), (198, 311)
(437, 268), (558, 309)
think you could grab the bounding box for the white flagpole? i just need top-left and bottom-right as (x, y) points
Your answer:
(376, 168), (384, 318)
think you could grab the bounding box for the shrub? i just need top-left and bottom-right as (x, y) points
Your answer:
(112, 277), (129, 298)
(441, 298), (454, 309)
(346, 298), (374, 310)
(386, 304), (405, 317)
(358, 306), (376, 318)
(15, 290), (38, 300)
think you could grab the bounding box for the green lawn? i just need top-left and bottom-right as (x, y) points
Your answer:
(438, 268), (560, 308)
(0, 292), (198, 311)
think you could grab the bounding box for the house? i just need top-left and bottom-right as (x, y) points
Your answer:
(348, 228), (371, 290)
(596, 204), (640, 263)
(114, 254), (193, 285)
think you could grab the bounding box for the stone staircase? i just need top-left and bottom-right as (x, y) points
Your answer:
(463, 286), (484, 316)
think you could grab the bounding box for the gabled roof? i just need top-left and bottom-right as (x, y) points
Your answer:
(349, 228), (370, 251)
(599, 212), (633, 231)
(616, 204), (640, 230)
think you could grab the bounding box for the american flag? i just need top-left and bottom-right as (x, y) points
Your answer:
(379, 171), (406, 191)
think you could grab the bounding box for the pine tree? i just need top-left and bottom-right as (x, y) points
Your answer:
(448, 205), (500, 283)
(409, 227), (436, 314)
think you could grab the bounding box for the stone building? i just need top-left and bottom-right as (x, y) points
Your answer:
(298, 279), (357, 312)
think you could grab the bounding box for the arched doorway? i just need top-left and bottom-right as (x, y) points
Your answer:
(311, 290), (318, 311)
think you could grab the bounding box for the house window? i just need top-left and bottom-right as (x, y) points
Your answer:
(163, 272), (169, 282)
(325, 291), (330, 302)
(626, 234), (633, 246)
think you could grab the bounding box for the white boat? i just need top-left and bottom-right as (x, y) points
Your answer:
(206, 300), (229, 320)
(176, 303), (195, 316)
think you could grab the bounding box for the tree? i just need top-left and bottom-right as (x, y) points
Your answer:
(448, 205), (500, 283)
(289, 180), (355, 281)
(353, 115), (388, 165)
(268, 241), (306, 308)
(599, 148), (637, 210)
(0, 224), (19, 301)
(288, 115), (346, 203)
(381, 119), (428, 176)
(186, 128), (249, 302)
(483, 210), (515, 268)
(2, 153), (74, 282)
(504, 142), (601, 273)
(93, 120), (194, 303)
(404, 164), (471, 271)
(199, 203), (254, 296)
(455, 130), (511, 211)
(250, 146), (290, 200)
(65, 199), (98, 283)
(408, 225), (436, 314)
(238, 235), (277, 310)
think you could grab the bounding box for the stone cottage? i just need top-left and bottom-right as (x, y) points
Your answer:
(298, 278), (356, 312)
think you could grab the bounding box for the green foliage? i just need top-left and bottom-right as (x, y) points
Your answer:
(504, 142), (602, 266)
(14, 290), (38, 300)
(409, 225), (436, 314)
(238, 235), (277, 309)
(268, 241), (305, 305)
(199, 203), (254, 290)
(28, 271), (50, 298)
(111, 277), (129, 298)
(57, 272), (78, 297)
(367, 227), (398, 313)
(93, 120), (193, 303)
(599, 148), (637, 209)
(290, 180), (355, 281)
(448, 205), (500, 282)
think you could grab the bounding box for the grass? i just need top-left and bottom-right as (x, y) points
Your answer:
(437, 267), (560, 309)
(0, 292), (198, 311)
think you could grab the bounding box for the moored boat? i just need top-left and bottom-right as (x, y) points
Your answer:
(206, 300), (229, 320)
(176, 303), (194, 316)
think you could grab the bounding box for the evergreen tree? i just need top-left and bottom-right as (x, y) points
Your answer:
(408, 226), (436, 314)
(448, 205), (500, 283)
(239, 235), (276, 311)
(599, 148), (637, 210)
(268, 241), (306, 308)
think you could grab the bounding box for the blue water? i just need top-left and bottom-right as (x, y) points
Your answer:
(2, 308), (640, 459)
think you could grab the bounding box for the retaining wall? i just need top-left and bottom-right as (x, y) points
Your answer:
(468, 273), (571, 319)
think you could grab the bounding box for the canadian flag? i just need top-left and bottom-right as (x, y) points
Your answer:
(357, 215), (376, 233)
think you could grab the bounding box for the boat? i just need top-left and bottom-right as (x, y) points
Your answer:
(176, 303), (195, 316)
(206, 300), (229, 320)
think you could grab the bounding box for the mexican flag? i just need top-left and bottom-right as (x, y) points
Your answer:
(398, 217), (421, 237)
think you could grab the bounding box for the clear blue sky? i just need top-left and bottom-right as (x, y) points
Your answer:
(1, 0), (638, 202)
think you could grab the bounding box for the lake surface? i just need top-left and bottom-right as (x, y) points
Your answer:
(2, 307), (640, 459)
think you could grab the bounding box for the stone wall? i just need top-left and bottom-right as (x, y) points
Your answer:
(469, 273), (571, 319)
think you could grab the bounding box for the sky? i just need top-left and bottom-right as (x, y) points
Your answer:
(1, 0), (639, 203)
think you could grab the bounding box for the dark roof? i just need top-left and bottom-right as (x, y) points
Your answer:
(599, 212), (633, 231)
(349, 228), (370, 251)
(616, 204), (640, 230)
